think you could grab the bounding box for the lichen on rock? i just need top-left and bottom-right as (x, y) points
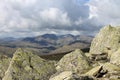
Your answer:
(49, 71), (73, 80)
(56, 49), (91, 74)
(0, 55), (11, 80)
(110, 48), (120, 66)
(90, 25), (120, 61)
(3, 48), (56, 80)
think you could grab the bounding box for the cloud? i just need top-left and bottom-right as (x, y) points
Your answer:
(88, 0), (120, 26)
(0, 0), (93, 38)
(39, 8), (71, 27)
(2, 0), (120, 38)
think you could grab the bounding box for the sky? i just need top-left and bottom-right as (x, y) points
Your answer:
(0, 0), (120, 38)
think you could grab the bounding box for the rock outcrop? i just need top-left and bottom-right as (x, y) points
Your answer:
(49, 71), (74, 80)
(56, 49), (91, 74)
(85, 66), (104, 77)
(50, 25), (120, 80)
(0, 55), (11, 80)
(90, 25), (120, 61)
(3, 48), (56, 80)
(50, 71), (94, 80)
(110, 48), (120, 66)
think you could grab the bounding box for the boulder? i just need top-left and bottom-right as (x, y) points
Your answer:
(0, 55), (11, 80)
(49, 71), (74, 80)
(90, 25), (120, 60)
(56, 49), (91, 74)
(102, 63), (120, 72)
(85, 66), (107, 78)
(50, 71), (94, 80)
(110, 48), (120, 66)
(100, 63), (120, 79)
(85, 62), (120, 79)
(3, 48), (56, 80)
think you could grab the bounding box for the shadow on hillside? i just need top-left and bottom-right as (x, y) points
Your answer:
(40, 48), (90, 61)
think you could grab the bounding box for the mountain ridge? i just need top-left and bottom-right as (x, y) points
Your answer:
(0, 34), (93, 57)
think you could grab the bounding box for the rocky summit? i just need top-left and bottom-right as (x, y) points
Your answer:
(55, 49), (91, 74)
(90, 25), (120, 61)
(0, 25), (120, 80)
(3, 48), (56, 80)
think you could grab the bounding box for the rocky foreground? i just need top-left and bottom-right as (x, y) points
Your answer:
(0, 25), (120, 80)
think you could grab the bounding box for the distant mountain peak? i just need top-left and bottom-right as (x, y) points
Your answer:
(41, 34), (58, 39)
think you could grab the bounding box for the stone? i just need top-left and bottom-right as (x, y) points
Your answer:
(50, 71), (94, 80)
(90, 25), (120, 60)
(49, 71), (73, 80)
(56, 49), (91, 74)
(85, 66), (104, 77)
(3, 48), (56, 80)
(110, 48), (120, 66)
(0, 55), (11, 80)
(101, 63), (120, 72)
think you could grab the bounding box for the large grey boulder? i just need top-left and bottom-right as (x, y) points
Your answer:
(90, 25), (120, 60)
(3, 48), (56, 80)
(56, 49), (91, 75)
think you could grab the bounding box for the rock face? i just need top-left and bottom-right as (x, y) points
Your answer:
(85, 66), (104, 77)
(50, 71), (94, 80)
(3, 48), (56, 80)
(90, 25), (120, 60)
(56, 49), (91, 74)
(110, 48), (120, 66)
(0, 55), (11, 80)
(49, 71), (73, 80)
(87, 25), (120, 80)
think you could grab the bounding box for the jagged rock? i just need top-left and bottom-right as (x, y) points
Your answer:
(85, 66), (107, 78)
(50, 71), (94, 80)
(90, 25), (120, 61)
(0, 55), (11, 80)
(101, 63), (120, 72)
(85, 62), (120, 79)
(85, 66), (102, 77)
(3, 48), (56, 80)
(104, 63), (120, 79)
(110, 48), (120, 66)
(49, 71), (74, 80)
(78, 76), (94, 80)
(56, 49), (91, 75)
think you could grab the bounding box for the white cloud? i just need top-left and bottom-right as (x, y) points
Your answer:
(1, 0), (112, 37)
(39, 8), (71, 27)
(88, 0), (120, 26)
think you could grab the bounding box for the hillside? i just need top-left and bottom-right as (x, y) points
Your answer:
(0, 34), (93, 57)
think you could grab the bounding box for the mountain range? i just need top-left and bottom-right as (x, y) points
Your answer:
(0, 34), (93, 57)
